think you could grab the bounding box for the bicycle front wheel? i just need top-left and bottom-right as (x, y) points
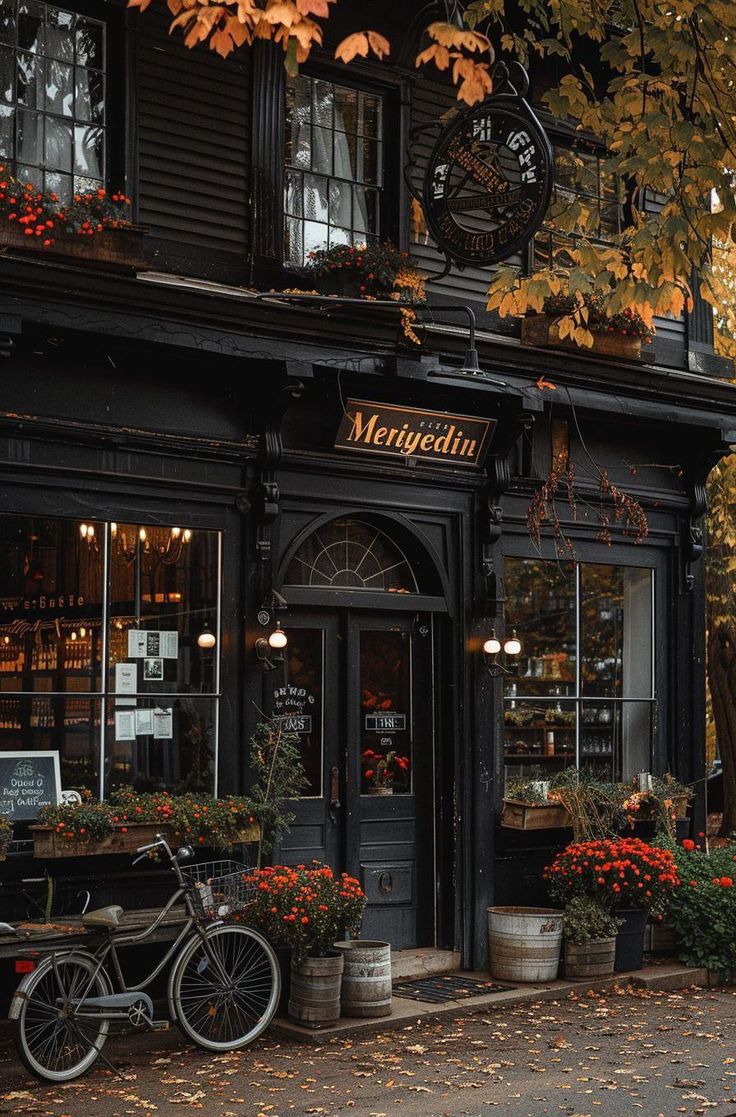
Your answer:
(170, 925), (280, 1052)
(13, 951), (112, 1083)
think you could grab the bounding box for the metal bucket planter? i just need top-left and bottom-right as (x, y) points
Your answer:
(334, 940), (392, 1018)
(288, 951), (344, 1028)
(564, 938), (616, 980)
(488, 906), (563, 983)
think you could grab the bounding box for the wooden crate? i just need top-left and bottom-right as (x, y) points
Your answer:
(31, 822), (171, 858)
(0, 223), (150, 273)
(521, 315), (642, 361)
(501, 799), (573, 830)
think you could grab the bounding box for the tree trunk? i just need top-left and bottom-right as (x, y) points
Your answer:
(707, 623), (736, 836)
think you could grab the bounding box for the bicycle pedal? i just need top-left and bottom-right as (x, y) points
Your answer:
(150, 1020), (171, 1031)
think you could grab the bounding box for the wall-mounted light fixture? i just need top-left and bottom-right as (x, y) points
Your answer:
(255, 589), (289, 671)
(483, 628), (521, 677)
(197, 621), (217, 650)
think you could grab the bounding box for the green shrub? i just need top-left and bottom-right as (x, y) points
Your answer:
(667, 840), (736, 976)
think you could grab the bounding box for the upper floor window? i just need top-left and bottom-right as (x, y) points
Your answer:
(284, 73), (383, 267)
(532, 146), (622, 269)
(0, 1), (106, 203)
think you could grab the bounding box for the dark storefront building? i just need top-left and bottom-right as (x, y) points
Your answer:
(0, 0), (735, 971)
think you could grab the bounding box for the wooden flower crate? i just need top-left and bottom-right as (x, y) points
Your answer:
(0, 223), (150, 273)
(31, 819), (262, 858)
(500, 799), (573, 830)
(520, 314), (643, 361)
(31, 822), (169, 858)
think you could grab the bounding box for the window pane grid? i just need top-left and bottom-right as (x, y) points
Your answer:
(0, 1), (105, 202)
(285, 73), (382, 266)
(533, 145), (621, 269)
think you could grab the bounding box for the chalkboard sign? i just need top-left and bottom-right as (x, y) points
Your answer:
(0, 751), (62, 820)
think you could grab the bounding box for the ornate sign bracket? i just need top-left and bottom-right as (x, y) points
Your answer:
(407, 61), (553, 273)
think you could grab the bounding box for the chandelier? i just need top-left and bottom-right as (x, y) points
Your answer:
(110, 524), (193, 566)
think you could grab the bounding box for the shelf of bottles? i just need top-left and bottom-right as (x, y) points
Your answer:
(0, 623), (101, 734)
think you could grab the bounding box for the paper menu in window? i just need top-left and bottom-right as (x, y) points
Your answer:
(160, 631), (178, 659)
(153, 707), (173, 740)
(135, 708), (154, 736)
(127, 630), (147, 658)
(115, 662), (137, 694)
(115, 709), (136, 742)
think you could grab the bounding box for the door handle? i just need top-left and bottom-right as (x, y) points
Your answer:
(328, 766), (340, 827)
(329, 766), (340, 810)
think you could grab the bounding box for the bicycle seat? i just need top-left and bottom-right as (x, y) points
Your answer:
(82, 905), (124, 929)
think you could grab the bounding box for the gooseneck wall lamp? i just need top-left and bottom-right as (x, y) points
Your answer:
(483, 628), (522, 678)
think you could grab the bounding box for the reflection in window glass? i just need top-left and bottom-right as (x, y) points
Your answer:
(105, 696), (215, 795)
(284, 73), (382, 266)
(278, 627), (324, 797)
(360, 629), (411, 794)
(503, 557), (654, 784)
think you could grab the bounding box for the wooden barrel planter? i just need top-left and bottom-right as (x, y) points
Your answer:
(334, 940), (392, 1018)
(564, 938), (616, 980)
(488, 906), (564, 983)
(288, 952), (344, 1028)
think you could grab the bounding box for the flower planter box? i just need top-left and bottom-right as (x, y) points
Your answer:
(31, 820), (260, 858)
(31, 822), (170, 858)
(520, 314), (643, 361)
(0, 223), (150, 273)
(501, 799), (573, 830)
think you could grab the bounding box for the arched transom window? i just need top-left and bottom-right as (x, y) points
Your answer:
(285, 518), (418, 594)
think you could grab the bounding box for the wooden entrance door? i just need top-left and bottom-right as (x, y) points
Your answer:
(274, 609), (435, 949)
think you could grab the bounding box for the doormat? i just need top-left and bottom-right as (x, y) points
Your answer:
(392, 974), (514, 1004)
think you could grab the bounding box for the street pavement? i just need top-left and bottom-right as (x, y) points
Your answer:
(1, 984), (735, 1117)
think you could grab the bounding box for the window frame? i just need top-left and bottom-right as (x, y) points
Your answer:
(280, 60), (402, 276)
(0, 503), (227, 803)
(500, 536), (670, 783)
(0, 0), (124, 199)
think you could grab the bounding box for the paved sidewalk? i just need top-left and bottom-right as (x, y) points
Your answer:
(1, 981), (736, 1117)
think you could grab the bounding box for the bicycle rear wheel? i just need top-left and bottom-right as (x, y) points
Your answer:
(13, 952), (112, 1083)
(170, 925), (280, 1051)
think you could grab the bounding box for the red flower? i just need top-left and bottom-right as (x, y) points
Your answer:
(682, 839), (695, 852)
(720, 877), (733, 888)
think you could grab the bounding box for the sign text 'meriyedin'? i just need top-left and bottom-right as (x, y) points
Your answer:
(335, 401), (494, 469)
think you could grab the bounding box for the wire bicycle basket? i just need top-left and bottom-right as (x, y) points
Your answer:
(182, 860), (258, 919)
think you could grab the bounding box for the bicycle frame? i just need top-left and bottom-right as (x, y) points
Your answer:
(20, 838), (226, 1026)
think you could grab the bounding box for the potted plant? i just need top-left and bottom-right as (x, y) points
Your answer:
(0, 813), (11, 860)
(248, 863), (366, 1028)
(562, 896), (622, 980)
(520, 292), (654, 360)
(0, 167), (147, 272)
(501, 777), (573, 830)
(302, 242), (426, 346)
(544, 837), (680, 972)
(361, 749), (409, 795)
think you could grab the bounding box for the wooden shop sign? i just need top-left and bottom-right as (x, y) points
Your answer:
(335, 400), (494, 469)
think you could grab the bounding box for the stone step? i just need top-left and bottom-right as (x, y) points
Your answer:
(390, 947), (461, 982)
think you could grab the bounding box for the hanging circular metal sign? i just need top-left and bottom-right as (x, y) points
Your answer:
(422, 65), (553, 268)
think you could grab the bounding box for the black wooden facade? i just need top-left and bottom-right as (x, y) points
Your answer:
(0, 0), (735, 972)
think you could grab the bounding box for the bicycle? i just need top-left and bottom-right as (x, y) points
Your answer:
(7, 834), (280, 1083)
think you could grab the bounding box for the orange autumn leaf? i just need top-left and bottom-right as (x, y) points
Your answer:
(416, 43), (451, 71)
(335, 29), (389, 63)
(262, 1), (299, 26)
(452, 55), (492, 105)
(426, 21), (490, 54)
(536, 376), (557, 391)
(296, 0), (334, 15)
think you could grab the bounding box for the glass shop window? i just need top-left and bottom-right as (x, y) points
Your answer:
(278, 627), (325, 797)
(532, 146), (622, 270)
(284, 73), (383, 267)
(0, 1), (107, 203)
(0, 515), (220, 797)
(502, 557), (654, 786)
